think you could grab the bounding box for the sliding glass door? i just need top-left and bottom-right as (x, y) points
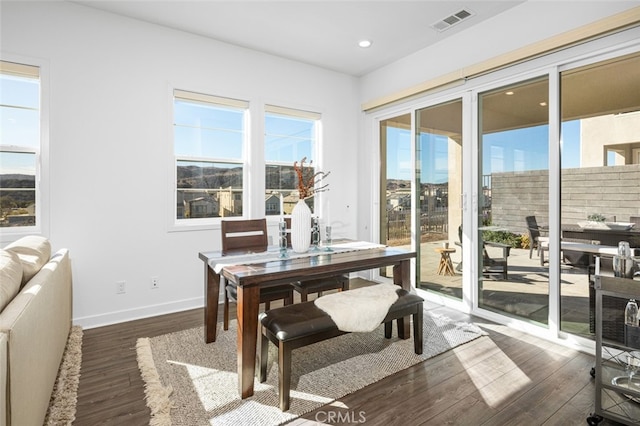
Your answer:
(415, 99), (463, 300)
(373, 44), (639, 342)
(379, 114), (412, 278)
(559, 52), (640, 339)
(477, 77), (550, 325)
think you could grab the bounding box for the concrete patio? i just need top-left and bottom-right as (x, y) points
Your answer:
(412, 240), (596, 338)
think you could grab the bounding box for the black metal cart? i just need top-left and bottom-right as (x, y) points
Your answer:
(588, 275), (640, 425)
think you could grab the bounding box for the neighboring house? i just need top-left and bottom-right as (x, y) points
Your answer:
(265, 193), (281, 216)
(387, 192), (410, 212)
(218, 187), (242, 217)
(581, 113), (640, 166)
(283, 193), (307, 215)
(183, 197), (217, 218)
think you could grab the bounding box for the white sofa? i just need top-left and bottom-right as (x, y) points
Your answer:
(0, 236), (72, 426)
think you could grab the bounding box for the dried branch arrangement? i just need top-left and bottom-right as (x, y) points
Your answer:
(293, 157), (330, 199)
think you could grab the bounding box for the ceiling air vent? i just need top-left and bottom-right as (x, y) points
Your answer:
(431, 9), (474, 32)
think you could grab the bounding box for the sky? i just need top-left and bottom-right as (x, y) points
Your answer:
(173, 100), (314, 165)
(386, 120), (582, 183)
(0, 73), (40, 175)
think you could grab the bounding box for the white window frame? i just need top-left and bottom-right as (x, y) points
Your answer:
(264, 104), (322, 217)
(0, 55), (49, 244)
(169, 88), (249, 231)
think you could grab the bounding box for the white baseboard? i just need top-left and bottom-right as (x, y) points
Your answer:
(73, 296), (205, 329)
(74, 276), (365, 330)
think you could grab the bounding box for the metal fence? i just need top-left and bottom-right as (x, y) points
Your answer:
(386, 208), (448, 243)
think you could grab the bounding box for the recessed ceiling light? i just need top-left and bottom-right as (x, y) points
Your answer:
(540, 101), (547, 106)
(358, 40), (372, 48)
(505, 91), (514, 95)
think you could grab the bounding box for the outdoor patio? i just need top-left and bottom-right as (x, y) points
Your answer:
(415, 240), (596, 338)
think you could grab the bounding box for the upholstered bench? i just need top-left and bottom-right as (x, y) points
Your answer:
(258, 287), (424, 411)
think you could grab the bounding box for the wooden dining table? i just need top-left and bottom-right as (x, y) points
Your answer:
(198, 243), (416, 399)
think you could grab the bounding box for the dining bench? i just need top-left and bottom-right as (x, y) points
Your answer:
(257, 287), (424, 411)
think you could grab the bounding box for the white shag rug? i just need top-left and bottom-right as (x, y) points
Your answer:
(44, 325), (83, 425)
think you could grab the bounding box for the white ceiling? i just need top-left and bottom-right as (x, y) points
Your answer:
(73, 0), (524, 76)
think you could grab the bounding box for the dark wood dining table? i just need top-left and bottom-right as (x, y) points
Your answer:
(198, 244), (416, 399)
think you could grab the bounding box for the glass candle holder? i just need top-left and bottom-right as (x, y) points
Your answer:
(311, 216), (320, 251)
(279, 220), (289, 258)
(324, 225), (333, 252)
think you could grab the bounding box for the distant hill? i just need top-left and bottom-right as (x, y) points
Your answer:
(386, 179), (410, 191)
(177, 165), (243, 189)
(0, 174), (35, 207)
(177, 164), (298, 189)
(0, 174), (35, 188)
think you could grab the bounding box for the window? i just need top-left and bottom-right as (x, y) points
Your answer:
(0, 61), (40, 229)
(173, 90), (248, 221)
(264, 105), (320, 216)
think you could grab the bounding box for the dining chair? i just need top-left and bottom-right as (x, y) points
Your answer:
(526, 215), (549, 262)
(220, 218), (294, 330)
(284, 217), (349, 301)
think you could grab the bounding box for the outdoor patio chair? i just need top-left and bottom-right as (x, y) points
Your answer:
(526, 215), (549, 264)
(456, 225), (511, 279)
(482, 240), (511, 279)
(221, 218), (294, 330)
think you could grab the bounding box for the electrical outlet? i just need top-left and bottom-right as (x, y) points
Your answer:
(151, 276), (159, 289)
(116, 280), (126, 294)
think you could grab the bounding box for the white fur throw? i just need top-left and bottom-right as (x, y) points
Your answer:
(314, 284), (400, 332)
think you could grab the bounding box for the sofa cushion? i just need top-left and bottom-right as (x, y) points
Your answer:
(4, 236), (51, 286)
(0, 249), (23, 312)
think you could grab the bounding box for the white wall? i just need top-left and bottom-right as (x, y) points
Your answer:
(359, 1), (638, 104)
(0, 1), (360, 328)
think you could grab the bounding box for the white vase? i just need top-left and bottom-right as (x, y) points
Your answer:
(291, 199), (312, 253)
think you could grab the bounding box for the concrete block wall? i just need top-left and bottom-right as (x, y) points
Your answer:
(490, 164), (640, 234)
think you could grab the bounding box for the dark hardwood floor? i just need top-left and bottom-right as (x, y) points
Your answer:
(74, 282), (612, 425)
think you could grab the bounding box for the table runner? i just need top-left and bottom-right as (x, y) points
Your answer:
(208, 240), (386, 274)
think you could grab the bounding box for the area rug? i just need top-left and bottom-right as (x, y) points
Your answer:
(137, 309), (484, 426)
(44, 325), (83, 425)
